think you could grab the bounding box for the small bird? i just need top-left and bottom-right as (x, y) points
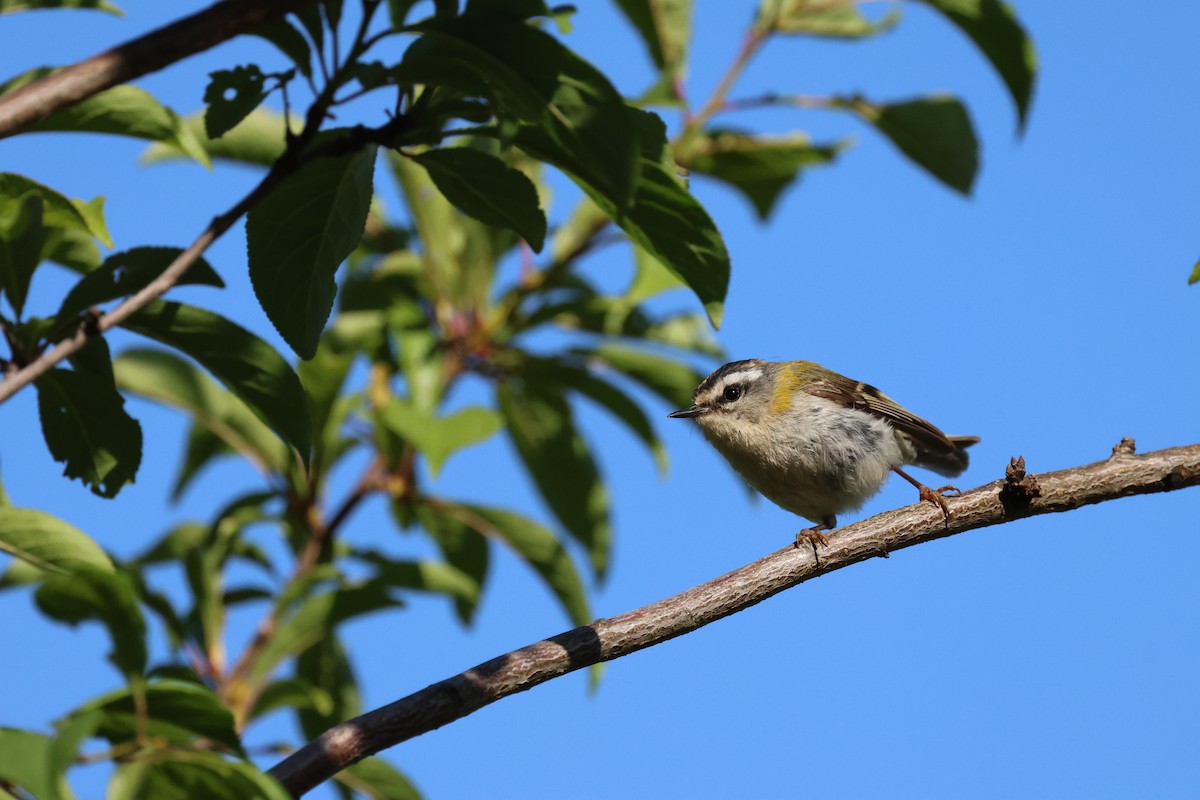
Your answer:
(668, 359), (979, 548)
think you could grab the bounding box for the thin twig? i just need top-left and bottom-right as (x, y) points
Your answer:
(268, 441), (1200, 796)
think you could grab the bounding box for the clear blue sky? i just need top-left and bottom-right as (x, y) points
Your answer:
(2, 2), (1199, 798)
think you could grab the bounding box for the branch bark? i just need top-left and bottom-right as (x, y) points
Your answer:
(267, 440), (1200, 797)
(0, 0), (318, 140)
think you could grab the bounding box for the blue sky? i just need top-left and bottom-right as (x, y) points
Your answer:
(2, 2), (1199, 798)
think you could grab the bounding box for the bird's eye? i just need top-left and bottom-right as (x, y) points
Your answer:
(722, 384), (743, 403)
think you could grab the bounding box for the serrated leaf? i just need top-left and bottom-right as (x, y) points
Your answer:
(35, 367), (142, 498)
(0, 507), (113, 576)
(0, 191), (44, 317)
(35, 568), (146, 677)
(120, 300), (312, 461)
(203, 65), (269, 139)
(762, 0), (901, 38)
(74, 680), (241, 753)
(0, 0), (121, 13)
(518, 109), (728, 326)
(399, 15), (639, 213)
(54, 247), (223, 328)
(114, 348), (288, 476)
(141, 109), (292, 167)
(410, 147), (547, 251)
(378, 400), (501, 478)
(335, 758), (422, 800)
(498, 379), (610, 580)
(856, 95), (978, 194)
(688, 131), (842, 219)
(1, 69), (209, 167)
(915, 0), (1036, 129)
(247, 143), (377, 359)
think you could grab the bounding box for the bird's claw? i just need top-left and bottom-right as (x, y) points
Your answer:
(918, 484), (960, 521)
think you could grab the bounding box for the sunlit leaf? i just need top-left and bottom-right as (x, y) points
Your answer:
(141, 109), (291, 167)
(378, 400), (501, 478)
(0, 506), (113, 577)
(0, 172), (104, 241)
(0, 730), (65, 800)
(761, 0), (901, 38)
(107, 754), (290, 800)
(335, 758), (422, 800)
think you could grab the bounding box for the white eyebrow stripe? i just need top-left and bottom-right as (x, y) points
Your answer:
(719, 368), (762, 385)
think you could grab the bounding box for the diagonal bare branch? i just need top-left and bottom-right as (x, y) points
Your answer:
(0, 0), (318, 140)
(267, 440), (1200, 797)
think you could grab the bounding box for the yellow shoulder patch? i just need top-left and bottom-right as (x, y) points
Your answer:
(769, 362), (812, 415)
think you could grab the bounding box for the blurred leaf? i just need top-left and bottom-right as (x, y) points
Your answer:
(518, 109), (729, 326)
(107, 753), (289, 800)
(249, 677), (333, 721)
(614, 0), (692, 73)
(70, 196), (111, 248)
(582, 343), (705, 408)
(1, 68), (209, 167)
(0, 507), (113, 577)
(526, 356), (667, 474)
(378, 400), (501, 478)
(142, 109), (291, 167)
(411, 503), (489, 624)
(915, 0), (1036, 129)
(35, 568), (146, 677)
(41, 226), (102, 273)
(35, 367), (142, 498)
(335, 758), (422, 800)
(121, 300), (312, 461)
(399, 14), (639, 213)
(854, 95), (978, 194)
(76, 680), (241, 753)
(0, 730), (65, 800)
(47, 710), (103, 800)
(247, 142), (377, 359)
(295, 635), (360, 741)
(627, 245), (686, 302)
(114, 348), (289, 476)
(0, 191), (44, 317)
(1189, 259), (1200, 285)
(54, 247), (223, 327)
(203, 65), (269, 139)
(249, 17), (312, 78)
(410, 147), (547, 252)
(0, 173), (103, 240)
(497, 379), (610, 580)
(357, 550), (482, 617)
(171, 423), (234, 500)
(387, 0), (423, 27)
(688, 131), (842, 219)
(761, 0), (901, 37)
(384, 151), (469, 307)
(0, 0), (122, 13)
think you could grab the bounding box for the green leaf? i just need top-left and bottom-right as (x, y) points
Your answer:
(247, 143), (377, 359)
(400, 15), (639, 213)
(294, 635), (360, 741)
(70, 195), (111, 248)
(410, 147), (547, 252)
(141, 109), (291, 167)
(497, 379), (610, 580)
(248, 17), (312, 78)
(0, 506), (113, 577)
(614, 0), (692, 73)
(113, 348), (289, 476)
(1, 69), (209, 167)
(688, 131), (842, 219)
(915, 0), (1037, 129)
(35, 367), (142, 498)
(203, 65), (269, 139)
(855, 95), (978, 194)
(108, 754), (290, 800)
(526, 356), (667, 474)
(335, 758), (422, 800)
(75, 680), (241, 753)
(249, 678), (333, 721)
(0, 191), (44, 317)
(409, 502), (489, 624)
(171, 422), (234, 500)
(378, 400), (501, 478)
(120, 300), (312, 461)
(761, 0), (901, 37)
(35, 568), (146, 677)
(0, 0), (122, 13)
(0, 730), (66, 800)
(54, 247), (223, 327)
(0, 173), (104, 241)
(41, 226), (102, 273)
(518, 109), (729, 326)
(1189, 259), (1200, 285)
(47, 711), (103, 800)
(582, 343), (706, 408)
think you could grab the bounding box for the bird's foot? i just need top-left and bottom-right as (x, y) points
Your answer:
(794, 517), (834, 561)
(918, 484), (961, 521)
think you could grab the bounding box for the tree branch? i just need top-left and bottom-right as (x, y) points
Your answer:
(0, 0), (318, 140)
(267, 440), (1200, 796)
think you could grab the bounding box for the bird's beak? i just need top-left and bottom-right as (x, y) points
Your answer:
(668, 405), (709, 419)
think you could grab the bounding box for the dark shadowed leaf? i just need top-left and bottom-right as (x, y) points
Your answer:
(0, 191), (44, 317)
(0, 507), (113, 576)
(203, 65), (269, 139)
(249, 678), (333, 721)
(614, 0), (692, 72)
(915, 0), (1036, 129)
(399, 15), (639, 213)
(582, 343), (707, 408)
(0, 0), (122, 13)
(688, 131), (842, 219)
(410, 147), (547, 251)
(497, 379), (610, 579)
(75, 680), (241, 753)
(518, 109), (728, 326)
(856, 95), (978, 194)
(411, 502), (490, 624)
(121, 300), (312, 460)
(378, 399), (501, 477)
(35, 568), (146, 677)
(357, 550), (481, 615)
(247, 143), (376, 359)
(114, 348), (289, 476)
(107, 754), (290, 800)
(335, 758), (422, 800)
(295, 635), (360, 741)
(35, 367), (142, 498)
(55, 247), (223, 327)
(249, 16), (312, 78)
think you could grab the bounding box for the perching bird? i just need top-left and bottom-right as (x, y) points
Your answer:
(668, 359), (979, 547)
